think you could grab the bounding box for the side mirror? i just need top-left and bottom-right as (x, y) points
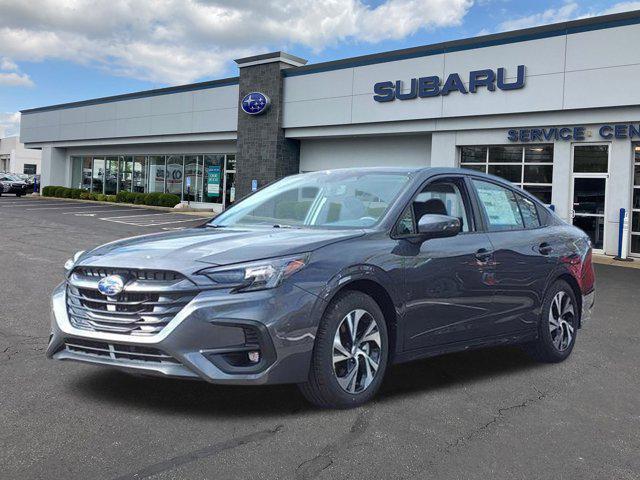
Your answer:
(417, 214), (461, 240)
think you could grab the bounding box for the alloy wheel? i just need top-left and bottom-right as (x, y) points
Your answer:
(332, 309), (382, 394)
(549, 291), (575, 352)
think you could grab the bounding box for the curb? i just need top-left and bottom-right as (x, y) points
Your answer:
(30, 195), (216, 217)
(592, 253), (640, 270)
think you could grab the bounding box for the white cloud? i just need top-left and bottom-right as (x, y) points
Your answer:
(498, 2), (580, 31)
(0, 71), (34, 87)
(0, 0), (474, 85)
(1, 57), (18, 71)
(600, 1), (640, 14)
(0, 54), (33, 87)
(494, 1), (640, 33)
(0, 112), (21, 137)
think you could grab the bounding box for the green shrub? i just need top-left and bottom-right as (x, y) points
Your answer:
(144, 192), (163, 206)
(158, 193), (181, 207)
(116, 190), (134, 203)
(37, 185), (180, 208)
(133, 193), (146, 205)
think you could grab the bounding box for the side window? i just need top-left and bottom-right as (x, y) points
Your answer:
(397, 179), (472, 235)
(516, 193), (541, 229)
(472, 179), (524, 232)
(396, 206), (415, 235)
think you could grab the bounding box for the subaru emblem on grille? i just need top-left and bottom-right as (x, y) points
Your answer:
(97, 275), (125, 296)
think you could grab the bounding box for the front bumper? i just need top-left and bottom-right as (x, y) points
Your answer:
(6, 185), (27, 194)
(47, 282), (324, 385)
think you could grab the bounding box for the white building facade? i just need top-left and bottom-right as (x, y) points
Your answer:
(19, 10), (640, 257)
(0, 136), (42, 175)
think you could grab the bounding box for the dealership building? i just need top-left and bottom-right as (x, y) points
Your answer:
(19, 10), (640, 257)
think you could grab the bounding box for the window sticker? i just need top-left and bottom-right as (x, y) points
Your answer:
(477, 185), (519, 226)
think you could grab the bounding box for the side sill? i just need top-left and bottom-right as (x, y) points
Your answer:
(392, 330), (537, 365)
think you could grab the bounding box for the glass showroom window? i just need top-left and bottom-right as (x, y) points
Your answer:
(632, 145), (640, 255)
(460, 145), (554, 203)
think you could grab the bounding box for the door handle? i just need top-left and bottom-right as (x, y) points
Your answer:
(538, 242), (553, 255)
(475, 248), (493, 262)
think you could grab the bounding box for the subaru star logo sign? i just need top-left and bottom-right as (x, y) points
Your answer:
(241, 92), (270, 115)
(97, 275), (125, 296)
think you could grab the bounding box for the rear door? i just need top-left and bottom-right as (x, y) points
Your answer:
(399, 175), (499, 351)
(469, 178), (558, 333)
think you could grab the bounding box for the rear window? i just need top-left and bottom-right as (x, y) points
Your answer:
(516, 193), (541, 229)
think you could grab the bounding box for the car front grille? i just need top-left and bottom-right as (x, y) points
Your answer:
(64, 338), (179, 364)
(66, 268), (197, 336)
(74, 267), (183, 282)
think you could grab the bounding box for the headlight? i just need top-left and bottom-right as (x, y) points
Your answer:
(197, 254), (309, 292)
(64, 250), (85, 273)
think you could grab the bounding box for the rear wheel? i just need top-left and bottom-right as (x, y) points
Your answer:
(526, 280), (578, 363)
(298, 291), (389, 408)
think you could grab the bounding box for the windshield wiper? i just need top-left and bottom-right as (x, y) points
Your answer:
(272, 224), (295, 229)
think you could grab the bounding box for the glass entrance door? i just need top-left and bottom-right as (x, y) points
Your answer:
(572, 176), (607, 251)
(571, 144), (609, 253)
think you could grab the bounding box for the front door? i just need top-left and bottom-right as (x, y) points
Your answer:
(571, 144), (609, 253)
(401, 177), (498, 351)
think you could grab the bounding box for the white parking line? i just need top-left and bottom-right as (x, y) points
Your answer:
(26, 204), (99, 211)
(99, 212), (173, 219)
(133, 218), (207, 227)
(100, 214), (206, 227)
(0, 202), (68, 207)
(62, 207), (143, 215)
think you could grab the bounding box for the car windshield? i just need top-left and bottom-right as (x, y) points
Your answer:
(211, 171), (411, 229)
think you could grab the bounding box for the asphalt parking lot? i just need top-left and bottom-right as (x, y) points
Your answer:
(1, 195), (639, 480)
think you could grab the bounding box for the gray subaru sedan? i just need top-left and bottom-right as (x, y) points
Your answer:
(47, 168), (595, 408)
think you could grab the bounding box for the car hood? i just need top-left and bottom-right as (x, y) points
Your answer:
(78, 226), (364, 271)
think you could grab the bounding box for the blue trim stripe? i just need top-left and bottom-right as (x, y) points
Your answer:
(283, 12), (640, 78)
(21, 77), (239, 114)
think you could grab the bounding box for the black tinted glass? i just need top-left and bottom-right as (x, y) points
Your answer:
(489, 146), (522, 162)
(525, 145), (554, 163)
(488, 164), (521, 183)
(524, 165), (553, 184)
(573, 145), (608, 173)
(524, 185), (552, 204)
(460, 146), (487, 163)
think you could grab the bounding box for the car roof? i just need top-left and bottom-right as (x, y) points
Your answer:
(305, 167), (516, 185)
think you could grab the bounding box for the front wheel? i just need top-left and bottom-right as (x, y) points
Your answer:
(525, 280), (578, 363)
(298, 291), (389, 408)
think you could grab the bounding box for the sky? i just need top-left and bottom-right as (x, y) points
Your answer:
(1, 0), (639, 137)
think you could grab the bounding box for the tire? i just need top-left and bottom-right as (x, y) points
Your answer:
(298, 290), (389, 408)
(525, 279), (579, 363)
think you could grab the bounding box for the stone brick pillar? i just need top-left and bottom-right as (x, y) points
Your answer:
(234, 52), (307, 198)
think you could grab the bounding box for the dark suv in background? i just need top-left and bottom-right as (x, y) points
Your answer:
(48, 168), (595, 408)
(0, 173), (28, 196)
